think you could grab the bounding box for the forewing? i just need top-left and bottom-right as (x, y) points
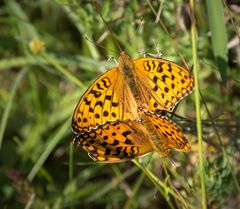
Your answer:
(72, 68), (138, 133)
(133, 58), (194, 112)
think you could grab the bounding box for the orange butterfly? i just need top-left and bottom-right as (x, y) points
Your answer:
(74, 108), (191, 163)
(72, 52), (194, 133)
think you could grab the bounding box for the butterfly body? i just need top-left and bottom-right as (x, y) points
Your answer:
(118, 52), (141, 104)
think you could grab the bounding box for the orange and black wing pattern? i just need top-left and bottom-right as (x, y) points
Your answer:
(72, 67), (138, 133)
(133, 58), (194, 113)
(73, 120), (153, 163)
(141, 110), (191, 157)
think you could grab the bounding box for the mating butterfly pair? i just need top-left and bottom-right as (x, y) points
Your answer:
(72, 51), (194, 163)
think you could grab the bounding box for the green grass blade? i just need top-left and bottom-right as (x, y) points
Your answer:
(0, 68), (28, 150)
(206, 0), (228, 82)
(190, 1), (207, 209)
(0, 56), (113, 72)
(132, 159), (193, 209)
(42, 53), (86, 89)
(27, 118), (70, 181)
(69, 142), (74, 180)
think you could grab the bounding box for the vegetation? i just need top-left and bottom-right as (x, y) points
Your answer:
(0, 0), (239, 208)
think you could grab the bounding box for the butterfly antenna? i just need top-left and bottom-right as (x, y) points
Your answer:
(92, 1), (123, 53)
(84, 36), (116, 54)
(153, 163), (163, 199)
(168, 156), (192, 189)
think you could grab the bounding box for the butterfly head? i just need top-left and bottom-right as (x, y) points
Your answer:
(118, 51), (134, 73)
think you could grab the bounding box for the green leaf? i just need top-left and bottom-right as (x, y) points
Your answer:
(206, 0), (228, 82)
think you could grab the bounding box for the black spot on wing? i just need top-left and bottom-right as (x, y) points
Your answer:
(89, 89), (101, 98)
(95, 101), (103, 107)
(124, 138), (133, 145)
(111, 140), (119, 146)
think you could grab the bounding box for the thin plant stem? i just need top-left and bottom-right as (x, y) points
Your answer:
(189, 0), (207, 208)
(69, 142), (74, 180)
(132, 159), (193, 209)
(27, 119), (69, 181)
(0, 68), (28, 151)
(42, 53), (86, 89)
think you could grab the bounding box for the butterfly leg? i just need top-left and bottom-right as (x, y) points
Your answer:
(107, 55), (118, 64)
(138, 44), (163, 58)
(155, 144), (171, 158)
(138, 48), (147, 58)
(154, 109), (167, 116)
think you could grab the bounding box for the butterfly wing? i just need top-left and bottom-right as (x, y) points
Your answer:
(72, 67), (138, 133)
(73, 120), (153, 162)
(143, 111), (191, 156)
(133, 58), (194, 112)
(87, 153), (130, 163)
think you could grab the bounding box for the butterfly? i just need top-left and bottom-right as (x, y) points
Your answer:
(73, 108), (191, 163)
(72, 51), (194, 134)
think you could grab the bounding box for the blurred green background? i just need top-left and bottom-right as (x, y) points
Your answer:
(0, 0), (239, 208)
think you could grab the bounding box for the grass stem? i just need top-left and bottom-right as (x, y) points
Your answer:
(0, 68), (28, 151)
(189, 1), (207, 208)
